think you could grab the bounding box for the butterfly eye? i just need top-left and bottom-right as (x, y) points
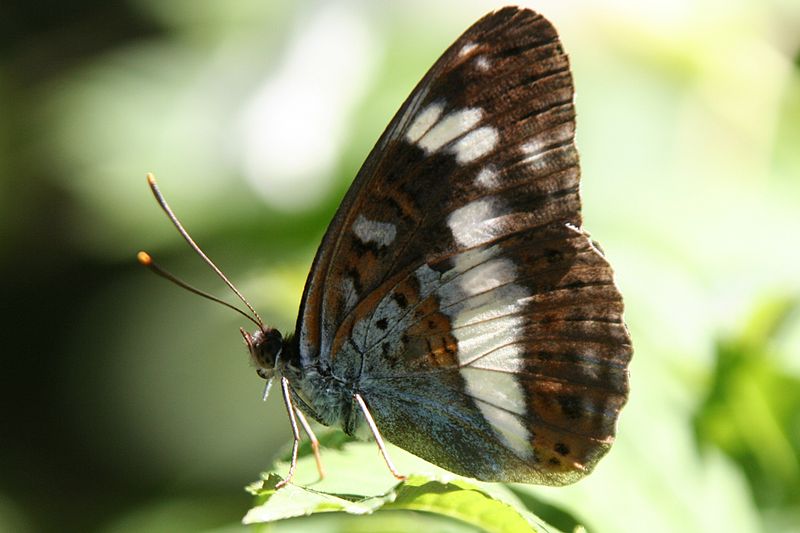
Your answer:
(244, 327), (283, 375)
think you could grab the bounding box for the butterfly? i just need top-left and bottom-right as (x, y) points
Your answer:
(140, 6), (632, 488)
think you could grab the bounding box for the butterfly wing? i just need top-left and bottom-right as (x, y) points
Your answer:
(295, 7), (631, 484)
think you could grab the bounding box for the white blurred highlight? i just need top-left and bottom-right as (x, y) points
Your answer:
(238, 5), (377, 211)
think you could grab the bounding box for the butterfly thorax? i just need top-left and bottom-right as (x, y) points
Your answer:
(245, 329), (351, 428)
(277, 334), (370, 438)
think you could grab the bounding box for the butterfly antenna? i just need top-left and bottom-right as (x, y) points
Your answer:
(137, 251), (261, 328)
(144, 173), (265, 328)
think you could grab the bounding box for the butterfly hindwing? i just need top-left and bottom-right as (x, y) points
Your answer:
(294, 7), (631, 484)
(339, 222), (630, 483)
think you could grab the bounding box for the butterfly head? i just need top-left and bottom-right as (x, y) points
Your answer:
(241, 326), (283, 379)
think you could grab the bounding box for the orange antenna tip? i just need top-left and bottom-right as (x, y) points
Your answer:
(137, 251), (153, 265)
(146, 172), (157, 185)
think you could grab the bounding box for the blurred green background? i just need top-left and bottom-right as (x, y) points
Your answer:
(2, 0), (799, 531)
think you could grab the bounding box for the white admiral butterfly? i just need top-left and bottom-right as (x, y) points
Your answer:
(140, 6), (632, 488)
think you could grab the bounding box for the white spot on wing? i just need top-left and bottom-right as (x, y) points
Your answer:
(519, 138), (551, 169)
(352, 214), (396, 247)
(448, 283), (530, 328)
(519, 124), (575, 169)
(393, 244), (534, 457)
(430, 245), (533, 458)
(521, 137), (546, 155)
(405, 102), (444, 143)
(451, 126), (499, 164)
(447, 198), (503, 248)
(459, 42), (478, 57)
(456, 310), (531, 458)
(461, 368), (532, 459)
(455, 317), (524, 367)
(443, 245), (500, 278)
(474, 166), (499, 189)
(418, 108), (483, 154)
(457, 258), (517, 300)
(341, 277), (359, 313)
(461, 367), (527, 415)
(475, 56), (491, 71)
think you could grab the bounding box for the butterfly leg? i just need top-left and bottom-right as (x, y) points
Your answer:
(354, 393), (407, 482)
(294, 407), (326, 481)
(276, 376), (301, 489)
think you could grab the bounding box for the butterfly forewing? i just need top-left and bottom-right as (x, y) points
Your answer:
(295, 7), (631, 484)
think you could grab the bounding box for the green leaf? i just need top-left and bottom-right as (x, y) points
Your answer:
(244, 436), (572, 532)
(693, 295), (800, 509)
(244, 473), (392, 522)
(384, 476), (536, 533)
